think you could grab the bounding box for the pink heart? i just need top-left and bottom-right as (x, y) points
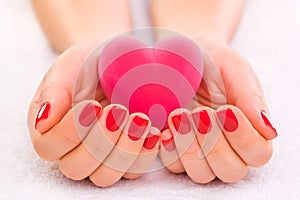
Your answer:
(98, 35), (203, 129)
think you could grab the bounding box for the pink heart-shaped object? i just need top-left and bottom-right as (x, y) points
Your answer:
(98, 35), (203, 129)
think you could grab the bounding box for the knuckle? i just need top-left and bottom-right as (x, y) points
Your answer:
(34, 86), (70, 113)
(236, 91), (267, 111)
(205, 142), (226, 159)
(83, 141), (112, 163)
(115, 150), (136, 165)
(250, 91), (268, 108)
(37, 86), (54, 101)
(102, 150), (137, 173)
(234, 137), (253, 150)
(62, 131), (82, 146)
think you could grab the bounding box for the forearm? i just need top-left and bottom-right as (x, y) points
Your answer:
(151, 0), (245, 44)
(32, 0), (131, 53)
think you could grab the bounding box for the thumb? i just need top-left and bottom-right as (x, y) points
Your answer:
(216, 46), (277, 140)
(28, 44), (98, 134)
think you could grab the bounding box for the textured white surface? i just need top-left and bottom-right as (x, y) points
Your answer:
(0, 0), (300, 199)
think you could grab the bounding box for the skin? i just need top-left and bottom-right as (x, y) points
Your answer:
(151, 0), (276, 183)
(28, 44), (161, 187)
(160, 42), (276, 183)
(29, 0), (277, 186)
(32, 0), (131, 53)
(151, 0), (245, 43)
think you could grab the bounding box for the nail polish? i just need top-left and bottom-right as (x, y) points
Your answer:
(261, 111), (277, 136)
(192, 110), (211, 134)
(79, 104), (101, 127)
(217, 108), (238, 132)
(128, 116), (149, 141)
(162, 133), (175, 151)
(106, 106), (127, 132)
(172, 113), (191, 134)
(143, 133), (160, 150)
(35, 102), (50, 129)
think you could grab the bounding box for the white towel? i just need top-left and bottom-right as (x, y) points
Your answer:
(0, 0), (299, 199)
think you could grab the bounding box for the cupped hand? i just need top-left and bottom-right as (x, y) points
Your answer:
(28, 44), (160, 187)
(159, 39), (277, 183)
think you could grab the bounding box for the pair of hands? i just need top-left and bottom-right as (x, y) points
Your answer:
(28, 39), (277, 187)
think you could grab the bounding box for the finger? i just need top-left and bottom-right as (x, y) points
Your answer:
(213, 47), (277, 140)
(89, 113), (151, 187)
(32, 100), (101, 161)
(192, 107), (248, 183)
(216, 105), (273, 167)
(28, 44), (96, 134)
(123, 127), (160, 180)
(58, 104), (129, 180)
(159, 129), (185, 174)
(169, 108), (215, 183)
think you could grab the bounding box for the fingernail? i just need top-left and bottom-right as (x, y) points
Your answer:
(162, 132), (175, 151)
(172, 113), (191, 134)
(35, 102), (51, 129)
(106, 106), (127, 132)
(217, 108), (238, 132)
(128, 115), (149, 141)
(192, 110), (211, 134)
(261, 111), (277, 136)
(79, 103), (102, 127)
(143, 132), (160, 150)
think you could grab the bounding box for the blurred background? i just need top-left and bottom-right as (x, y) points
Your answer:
(0, 0), (299, 199)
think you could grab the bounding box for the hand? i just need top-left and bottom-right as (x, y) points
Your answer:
(159, 39), (277, 183)
(28, 45), (160, 187)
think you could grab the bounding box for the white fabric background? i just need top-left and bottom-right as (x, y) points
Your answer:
(0, 0), (299, 199)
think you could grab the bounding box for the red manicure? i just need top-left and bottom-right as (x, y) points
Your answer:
(35, 102), (51, 129)
(162, 131), (175, 151)
(79, 104), (101, 127)
(128, 116), (149, 141)
(143, 132), (160, 150)
(261, 111), (277, 136)
(192, 110), (211, 134)
(172, 113), (191, 134)
(106, 106), (127, 132)
(217, 108), (238, 132)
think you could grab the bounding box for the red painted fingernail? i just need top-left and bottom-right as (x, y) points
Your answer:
(128, 115), (149, 141)
(35, 102), (51, 129)
(192, 110), (211, 134)
(162, 131), (175, 151)
(261, 111), (277, 136)
(79, 103), (101, 127)
(106, 106), (127, 132)
(143, 132), (160, 150)
(217, 108), (238, 132)
(172, 113), (191, 134)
